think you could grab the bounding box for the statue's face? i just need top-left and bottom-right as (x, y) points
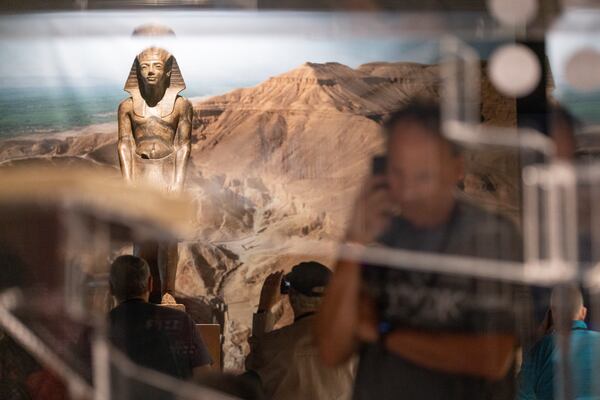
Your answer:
(138, 55), (170, 87)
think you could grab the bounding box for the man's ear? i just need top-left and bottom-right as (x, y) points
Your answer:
(581, 306), (588, 321)
(147, 275), (153, 292)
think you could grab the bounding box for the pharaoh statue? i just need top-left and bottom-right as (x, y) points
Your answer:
(117, 46), (192, 303)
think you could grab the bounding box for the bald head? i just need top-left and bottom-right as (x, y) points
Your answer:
(109, 255), (151, 303)
(551, 284), (585, 322)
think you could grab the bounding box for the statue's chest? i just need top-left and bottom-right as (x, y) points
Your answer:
(132, 114), (178, 138)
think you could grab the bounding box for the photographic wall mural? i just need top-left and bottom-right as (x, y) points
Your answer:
(0, 10), (592, 369)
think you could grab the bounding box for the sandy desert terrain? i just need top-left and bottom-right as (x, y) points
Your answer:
(0, 61), (519, 369)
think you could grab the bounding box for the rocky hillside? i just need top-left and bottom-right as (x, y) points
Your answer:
(0, 61), (518, 370)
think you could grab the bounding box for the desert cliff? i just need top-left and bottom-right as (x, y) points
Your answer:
(0, 61), (518, 369)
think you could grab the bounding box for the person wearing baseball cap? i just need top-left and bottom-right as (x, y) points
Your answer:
(282, 261), (331, 298)
(245, 261), (355, 400)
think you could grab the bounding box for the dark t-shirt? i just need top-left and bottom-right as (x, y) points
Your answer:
(355, 200), (530, 400)
(109, 299), (212, 380)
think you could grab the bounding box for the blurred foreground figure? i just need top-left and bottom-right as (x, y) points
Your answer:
(109, 255), (211, 380)
(518, 285), (600, 400)
(317, 102), (528, 400)
(246, 262), (355, 400)
(0, 333), (67, 400)
(0, 249), (67, 400)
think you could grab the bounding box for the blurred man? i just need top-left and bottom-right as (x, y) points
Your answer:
(550, 104), (578, 161)
(518, 285), (600, 400)
(316, 102), (527, 399)
(246, 261), (355, 400)
(109, 255), (211, 379)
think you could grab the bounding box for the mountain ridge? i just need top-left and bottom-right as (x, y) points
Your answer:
(0, 60), (519, 370)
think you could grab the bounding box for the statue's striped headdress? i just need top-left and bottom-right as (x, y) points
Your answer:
(124, 47), (186, 117)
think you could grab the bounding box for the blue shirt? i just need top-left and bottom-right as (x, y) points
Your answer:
(518, 320), (600, 400)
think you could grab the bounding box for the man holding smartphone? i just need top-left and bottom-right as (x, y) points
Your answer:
(246, 261), (355, 400)
(316, 102), (531, 400)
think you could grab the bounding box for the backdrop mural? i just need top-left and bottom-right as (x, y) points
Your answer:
(0, 10), (594, 370)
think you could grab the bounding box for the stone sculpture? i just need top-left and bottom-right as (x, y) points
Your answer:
(117, 46), (191, 303)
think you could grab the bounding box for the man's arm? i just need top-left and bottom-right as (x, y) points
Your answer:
(316, 176), (393, 366)
(384, 329), (516, 381)
(117, 99), (134, 182)
(322, 275), (516, 380)
(246, 272), (284, 371)
(173, 98), (192, 192)
(315, 258), (362, 366)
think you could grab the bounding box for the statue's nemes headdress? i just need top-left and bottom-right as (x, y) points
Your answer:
(124, 47), (186, 117)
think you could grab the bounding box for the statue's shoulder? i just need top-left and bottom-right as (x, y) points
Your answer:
(118, 97), (133, 114)
(174, 95), (192, 112)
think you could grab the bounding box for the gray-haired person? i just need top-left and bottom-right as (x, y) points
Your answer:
(109, 255), (211, 380)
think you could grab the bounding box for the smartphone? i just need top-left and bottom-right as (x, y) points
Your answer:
(372, 155), (387, 176)
(280, 277), (291, 295)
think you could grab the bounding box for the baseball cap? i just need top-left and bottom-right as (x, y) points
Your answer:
(285, 261), (331, 297)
